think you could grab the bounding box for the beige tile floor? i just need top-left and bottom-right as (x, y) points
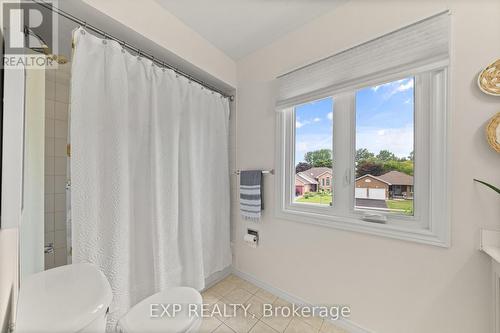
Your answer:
(199, 274), (348, 333)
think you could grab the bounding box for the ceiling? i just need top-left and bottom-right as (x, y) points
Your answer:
(155, 0), (346, 60)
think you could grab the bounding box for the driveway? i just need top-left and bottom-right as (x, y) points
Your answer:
(355, 198), (388, 209)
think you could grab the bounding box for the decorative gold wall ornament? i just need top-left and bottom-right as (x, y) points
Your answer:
(478, 59), (500, 96)
(486, 112), (500, 153)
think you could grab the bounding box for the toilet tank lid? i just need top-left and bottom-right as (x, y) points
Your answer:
(16, 263), (113, 332)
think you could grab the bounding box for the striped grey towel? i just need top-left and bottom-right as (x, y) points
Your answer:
(240, 170), (263, 221)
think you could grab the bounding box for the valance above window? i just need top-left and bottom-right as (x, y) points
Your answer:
(275, 11), (450, 109)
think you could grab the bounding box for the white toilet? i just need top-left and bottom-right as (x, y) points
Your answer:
(117, 287), (202, 333)
(16, 263), (202, 333)
(16, 263), (113, 333)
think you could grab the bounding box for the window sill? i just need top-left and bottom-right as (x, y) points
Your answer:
(275, 207), (450, 248)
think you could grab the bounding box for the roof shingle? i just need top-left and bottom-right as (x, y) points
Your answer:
(296, 173), (318, 185)
(301, 167), (332, 179)
(377, 170), (413, 186)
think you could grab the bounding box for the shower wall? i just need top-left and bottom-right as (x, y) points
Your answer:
(44, 63), (71, 270)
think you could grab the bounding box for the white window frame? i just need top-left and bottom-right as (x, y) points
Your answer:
(275, 65), (450, 247)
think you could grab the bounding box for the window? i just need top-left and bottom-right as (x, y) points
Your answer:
(294, 98), (333, 206)
(355, 77), (414, 216)
(275, 13), (450, 247)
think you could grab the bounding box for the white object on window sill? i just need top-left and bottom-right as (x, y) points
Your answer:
(361, 213), (387, 224)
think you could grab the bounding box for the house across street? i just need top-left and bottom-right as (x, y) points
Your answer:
(295, 167), (332, 196)
(355, 171), (413, 200)
(295, 168), (413, 213)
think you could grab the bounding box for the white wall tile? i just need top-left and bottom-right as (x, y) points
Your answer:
(54, 138), (67, 157)
(44, 252), (55, 270)
(45, 137), (55, 157)
(56, 70), (70, 85)
(46, 80), (55, 100)
(55, 83), (69, 103)
(45, 175), (55, 194)
(54, 230), (66, 249)
(45, 157), (55, 176)
(45, 117), (55, 138)
(45, 194), (55, 213)
(45, 68), (56, 82)
(54, 248), (67, 267)
(44, 231), (54, 245)
(54, 157), (66, 176)
(58, 63), (71, 73)
(45, 100), (55, 118)
(54, 119), (68, 139)
(54, 176), (66, 194)
(54, 194), (65, 212)
(54, 211), (66, 231)
(54, 102), (68, 120)
(45, 213), (55, 233)
(44, 67), (70, 270)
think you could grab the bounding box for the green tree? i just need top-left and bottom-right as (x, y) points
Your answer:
(304, 149), (332, 168)
(408, 150), (414, 161)
(356, 159), (385, 177)
(382, 160), (414, 176)
(355, 148), (375, 163)
(295, 162), (312, 173)
(376, 150), (397, 162)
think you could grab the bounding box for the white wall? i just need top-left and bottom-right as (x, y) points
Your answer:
(0, 60), (24, 333)
(233, 1), (500, 333)
(81, 0), (237, 88)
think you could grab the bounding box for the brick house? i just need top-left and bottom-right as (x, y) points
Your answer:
(295, 167), (332, 196)
(295, 173), (318, 196)
(355, 170), (413, 200)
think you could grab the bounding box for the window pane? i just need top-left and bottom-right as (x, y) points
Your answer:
(355, 77), (414, 216)
(294, 97), (333, 206)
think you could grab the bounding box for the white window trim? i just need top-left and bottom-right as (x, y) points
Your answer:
(275, 65), (451, 247)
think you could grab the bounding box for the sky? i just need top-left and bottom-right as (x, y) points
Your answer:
(295, 77), (415, 164)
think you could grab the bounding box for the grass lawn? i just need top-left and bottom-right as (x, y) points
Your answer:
(296, 194), (413, 214)
(386, 199), (414, 215)
(295, 192), (333, 205)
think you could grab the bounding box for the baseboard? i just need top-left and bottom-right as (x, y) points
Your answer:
(231, 268), (375, 333)
(203, 265), (233, 291)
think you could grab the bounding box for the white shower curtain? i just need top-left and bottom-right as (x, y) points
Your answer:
(70, 28), (231, 328)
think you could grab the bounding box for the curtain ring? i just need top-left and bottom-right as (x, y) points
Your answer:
(102, 33), (107, 44)
(162, 61), (166, 72)
(120, 41), (126, 53)
(151, 57), (155, 67)
(137, 50), (142, 60)
(81, 21), (87, 34)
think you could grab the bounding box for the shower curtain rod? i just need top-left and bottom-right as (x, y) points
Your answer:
(32, 0), (234, 101)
